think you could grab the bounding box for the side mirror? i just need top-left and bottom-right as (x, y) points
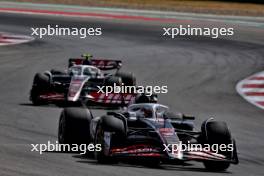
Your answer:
(128, 112), (137, 117)
(117, 62), (122, 70)
(128, 112), (137, 120)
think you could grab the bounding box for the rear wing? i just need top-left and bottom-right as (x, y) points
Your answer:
(68, 58), (122, 70)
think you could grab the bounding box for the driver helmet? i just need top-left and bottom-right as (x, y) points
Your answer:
(82, 53), (93, 65)
(140, 107), (152, 118)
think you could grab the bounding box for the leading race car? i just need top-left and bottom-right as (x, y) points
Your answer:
(58, 102), (239, 171)
(30, 55), (136, 106)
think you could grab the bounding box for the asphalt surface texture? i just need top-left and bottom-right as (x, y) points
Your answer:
(0, 12), (264, 176)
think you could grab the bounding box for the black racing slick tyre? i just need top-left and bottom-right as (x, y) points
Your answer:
(50, 69), (67, 75)
(105, 76), (122, 86)
(134, 94), (151, 104)
(30, 73), (50, 105)
(94, 115), (125, 163)
(200, 120), (232, 171)
(58, 107), (92, 145)
(33, 73), (50, 87)
(115, 72), (136, 86)
(203, 160), (230, 172)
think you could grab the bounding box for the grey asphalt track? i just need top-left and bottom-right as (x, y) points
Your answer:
(0, 12), (264, 176)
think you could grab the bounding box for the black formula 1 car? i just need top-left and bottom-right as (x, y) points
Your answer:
(30, 57), (136, 106)
(58, 102), (238, 171)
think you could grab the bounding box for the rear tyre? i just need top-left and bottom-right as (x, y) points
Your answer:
(94, 115), (125, 163)
(135, 94), (151, 104)
(50, 69), (67, 75)
(58, 107), (92, 145)
(200, 120), (232, 171)
(105, 76), (122, 86)
(115, 72), (136, 86)
(30, 73), (50, 105)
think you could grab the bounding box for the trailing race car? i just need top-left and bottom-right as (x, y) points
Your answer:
(30, 55), (136, 106)
(58, 102), (238, 171)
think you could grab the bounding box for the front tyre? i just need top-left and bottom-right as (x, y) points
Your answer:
(200, 120), (232, 171)
(203, 160), (230, 171)
(58, 107), (92, 145)
(30, 73), (50, 105)
(94, 115), (125, 163)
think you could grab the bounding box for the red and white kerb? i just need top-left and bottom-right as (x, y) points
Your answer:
(0, 32), (34, 46)
(236, 71), (264, 110)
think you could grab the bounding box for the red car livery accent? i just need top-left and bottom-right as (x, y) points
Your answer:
(89, 92), (135, 105)
(111, 144), (161, 156)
